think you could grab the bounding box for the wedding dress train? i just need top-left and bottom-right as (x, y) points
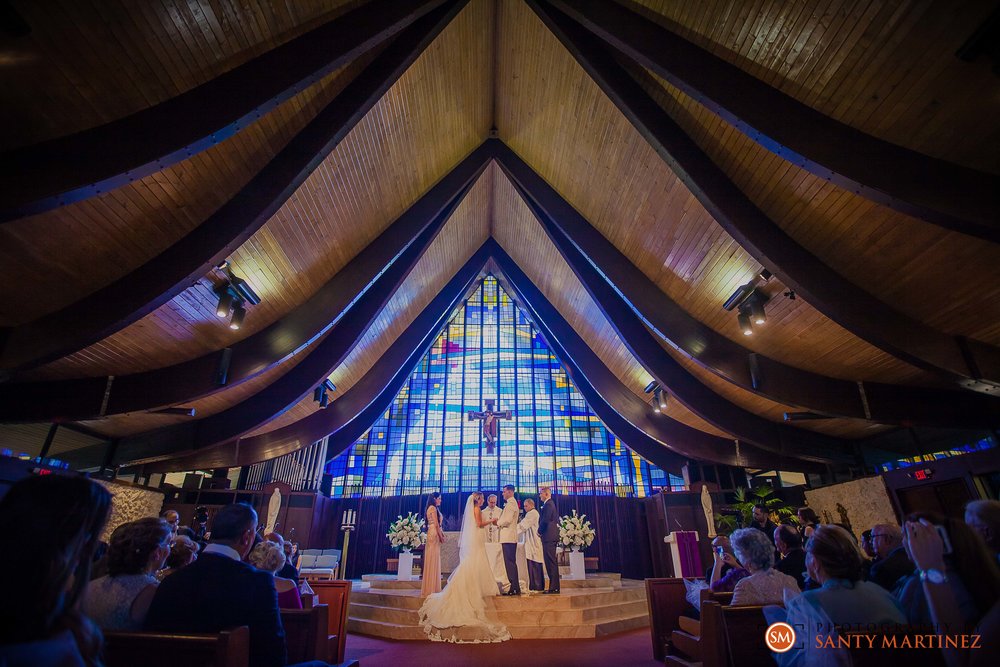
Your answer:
(418, 495), (511, 643)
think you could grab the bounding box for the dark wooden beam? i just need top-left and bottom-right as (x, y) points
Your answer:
(103, 177), (478, 465)
(492, 140), (1000, 429)
(490, 242), (824, 474)
(0, 142), (493, 421)
(540, 0), (1000, 243)
(0, 1), (469, 375)
(529, 1), (1000, 394)
(0, 0), (456, 223)
(133, 243), (491, 473)
(504, 168), (853, 464)
(38, 423), (58, 459)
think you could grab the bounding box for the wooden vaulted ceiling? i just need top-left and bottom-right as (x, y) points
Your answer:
(1, 0), (998, 473)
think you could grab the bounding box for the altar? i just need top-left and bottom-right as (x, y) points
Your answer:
(437, 530), (529, 591)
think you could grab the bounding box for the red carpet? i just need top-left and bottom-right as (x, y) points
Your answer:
(344, 628), (661, 667)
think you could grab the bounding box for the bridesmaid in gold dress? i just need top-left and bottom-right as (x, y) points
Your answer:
(421, 492), (446, 597)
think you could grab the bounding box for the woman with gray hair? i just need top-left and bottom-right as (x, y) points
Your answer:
(729, 527), (800, 605)
(248, 540), (302, 609)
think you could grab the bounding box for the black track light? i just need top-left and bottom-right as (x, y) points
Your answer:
(644, 380), (659, 394)
(737, 308), (753, 336)
(313, 386), (325, 403)
(229, 304), (246, 330)
(216, 290), (234, 318)
(748, 297), (766, 325)
(657, 388), (668, 410)
(652, 395), (661, 413)
(723, 281), (756, 311)
(323, 379), (336, 393)
(319, 392), (330, 409)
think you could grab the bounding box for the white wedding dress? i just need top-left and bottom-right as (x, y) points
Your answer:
(418, 495), (511, 643)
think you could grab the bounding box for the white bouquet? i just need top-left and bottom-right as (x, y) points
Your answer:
(557, 509), (595, 550)
(386, 512), (427, 551)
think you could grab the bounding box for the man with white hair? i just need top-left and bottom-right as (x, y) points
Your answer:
(868, 523), (914, 592)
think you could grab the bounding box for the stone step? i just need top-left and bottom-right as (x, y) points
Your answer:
(350, 598), (647, 627)
(347, 610), (649, 641)
(361, 572), (621, 590)
(350, 586), (644, 611)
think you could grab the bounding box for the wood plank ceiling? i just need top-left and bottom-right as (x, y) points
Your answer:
(1, 0), (997, 469)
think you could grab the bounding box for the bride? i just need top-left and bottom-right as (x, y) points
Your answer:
(418, 492), (511, 643)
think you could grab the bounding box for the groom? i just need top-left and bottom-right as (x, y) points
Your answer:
(497, 484), (521, 596)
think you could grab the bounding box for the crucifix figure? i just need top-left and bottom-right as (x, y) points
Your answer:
(467, 399), (513, 454)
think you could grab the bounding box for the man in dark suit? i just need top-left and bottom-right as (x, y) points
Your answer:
(773, 525), (807, 590)
(145, 503), (287, 667)
(869, 523), (914, 592)
(537, 486), (560, 594)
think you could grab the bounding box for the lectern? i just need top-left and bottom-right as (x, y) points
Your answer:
(664, 531), (702, 577)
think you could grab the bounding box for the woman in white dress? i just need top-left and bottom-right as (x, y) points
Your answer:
(418, 492), (511, 643)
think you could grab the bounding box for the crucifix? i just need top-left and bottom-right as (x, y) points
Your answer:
(467, 398), (513, 454)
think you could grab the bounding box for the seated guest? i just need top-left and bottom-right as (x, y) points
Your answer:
(84, 518), (171, 630)
(895, 512), (998, 629)
(769, 525), (906, 667)
(160, 509), (180, 536)
(709, 534), (750, 592)
(965, 500), (1000, 564)
(774, 525), (807, 590)
(869, 523), (915, 591)
(156, 534), (199, 581)
(144, 503), (288, 667)
(265, 531), (299, 581)
(249, 541), (302, 609)
(860, 528), (876, 580)
(750, 503), (778, 537)
(0, 475), (111, 667)
(729, 527), (799, 605)
(797, 506), (820, 539)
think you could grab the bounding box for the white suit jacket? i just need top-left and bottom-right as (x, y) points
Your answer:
(497, 498), (519, 543)
(518, 508), (543, 563)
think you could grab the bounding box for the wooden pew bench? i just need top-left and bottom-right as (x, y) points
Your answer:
(666, 589), (734, 664)
(645, 578), (689, 662)
(104, 626), (250, 667)
(282, 604), (334, 664)
(696, 601), (773, 667)
(309, 579), (352, 663)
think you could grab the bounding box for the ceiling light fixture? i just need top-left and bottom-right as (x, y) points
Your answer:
(657, 388), (668, 410)
(313, 379), (337, 409)
(651, 394), (661, 413)
(737, 308), (753, 336)
(215, 290), (235, 318)
(748, 294), (767, 325)
(723, 281), (756, 311)
(644, 380), (659, 394)
(229, 304), (246, 330)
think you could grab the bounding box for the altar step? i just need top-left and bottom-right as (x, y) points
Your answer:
(346, 576), (648, 640)
(360, 572), (622, 590)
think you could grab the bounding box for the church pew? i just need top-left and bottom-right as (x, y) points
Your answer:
(103, 626), (249, 667)
(281, 604), (332, 664)
(644, 577), (689, 661)
(667, 588), (735, 661)
(687, 601), (772, 667)
(310, 579), (352, 663)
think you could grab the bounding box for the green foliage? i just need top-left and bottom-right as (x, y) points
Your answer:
(713, 486), (797, 534)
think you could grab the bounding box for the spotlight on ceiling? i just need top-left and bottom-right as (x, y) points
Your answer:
(747, 292), (767, 325)
(314, 379), (337, 409)
(229, 303), (246, 330)
(737, 308), (753, 336)
(215, 290), (235, 318)
(758, 268), (773, 282)
(323, 379), (336, 393)
(644, 380), (659, 394)
(723, 281), (756, 311)
(656, 388), (668, 410)
(651, 394), (661, 413)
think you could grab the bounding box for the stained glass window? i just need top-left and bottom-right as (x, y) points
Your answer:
(325, 276), (684, 498)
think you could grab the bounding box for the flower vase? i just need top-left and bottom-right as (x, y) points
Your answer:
(570, 546), (579, 552)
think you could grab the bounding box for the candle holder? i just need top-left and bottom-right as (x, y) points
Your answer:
(336, 508), (357, 580)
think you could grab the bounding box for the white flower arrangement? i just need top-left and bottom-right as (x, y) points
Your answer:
(386, 512), (427, 551)
(557, 509), (595, 550)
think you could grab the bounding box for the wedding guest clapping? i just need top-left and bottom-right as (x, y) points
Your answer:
(518, 498), (544, 592)
(84, 518), (171, 630)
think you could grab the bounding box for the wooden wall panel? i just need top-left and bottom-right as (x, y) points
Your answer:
(496, 0), (923, 389)
(631, 68), (1000, 348)
(492, 167), (733, 440)
(0, 63), (357, 329)
(629, 0), (1000, 174)
(0, 0), (360, 147)
(245, 161), (494, 438)
(21, 0), (493, 381)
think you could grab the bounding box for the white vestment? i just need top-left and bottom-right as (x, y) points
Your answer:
(518, 508), (543, 563)
(482, 505), (501, 543)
